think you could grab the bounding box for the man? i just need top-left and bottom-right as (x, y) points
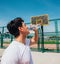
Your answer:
(1, 17), (38, 64)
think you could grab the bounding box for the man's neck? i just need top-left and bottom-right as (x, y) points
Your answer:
(15, 35), (26, 44)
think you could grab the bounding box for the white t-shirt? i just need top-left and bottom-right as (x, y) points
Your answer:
(1, 39), (33, 64)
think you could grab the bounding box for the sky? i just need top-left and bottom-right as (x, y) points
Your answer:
(0, 0), (60, 32)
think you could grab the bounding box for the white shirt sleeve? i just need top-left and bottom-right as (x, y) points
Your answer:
(1, 43), (18, 64)
(1, 52), (17, 64)
(25, 38), (30, 46)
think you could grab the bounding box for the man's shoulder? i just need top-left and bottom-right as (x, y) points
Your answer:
(3, 41), (19, 55)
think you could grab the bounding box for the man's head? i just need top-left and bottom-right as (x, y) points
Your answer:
(7, 17), (29, 37)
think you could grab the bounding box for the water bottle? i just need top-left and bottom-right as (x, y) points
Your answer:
(28, 24), (40, 33)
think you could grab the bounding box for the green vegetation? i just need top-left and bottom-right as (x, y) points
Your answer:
(39, 40), (60, 44)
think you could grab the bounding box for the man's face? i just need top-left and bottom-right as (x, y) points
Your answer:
(21, 22), (30, 35)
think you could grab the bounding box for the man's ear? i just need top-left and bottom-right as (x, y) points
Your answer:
(18, 27), (23, 32)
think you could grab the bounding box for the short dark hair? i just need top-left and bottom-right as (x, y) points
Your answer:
(7, 17), (24, 37)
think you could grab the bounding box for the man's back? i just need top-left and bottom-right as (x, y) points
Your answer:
(1, 40), (33, 64)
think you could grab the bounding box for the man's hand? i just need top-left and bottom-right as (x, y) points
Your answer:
(30, 24), (38, 45)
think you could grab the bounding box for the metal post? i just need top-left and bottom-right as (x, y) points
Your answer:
(41, 26), (44, 52)
(1, 27), (4, 48)
(38, 27), (40, 51)
(55, 20), (59, 53)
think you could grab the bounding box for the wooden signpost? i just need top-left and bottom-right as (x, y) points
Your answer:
(30, 14), (49, 52)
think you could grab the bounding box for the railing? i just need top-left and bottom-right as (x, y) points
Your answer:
(0, 18), (60, 53)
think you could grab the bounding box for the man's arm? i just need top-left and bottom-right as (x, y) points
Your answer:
(30, 27), (38, 45)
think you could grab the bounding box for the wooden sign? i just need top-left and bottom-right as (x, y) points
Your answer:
(30, 14), (48, 25)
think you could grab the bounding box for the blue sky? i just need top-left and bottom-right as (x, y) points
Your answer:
(0, 0), (60, 27)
